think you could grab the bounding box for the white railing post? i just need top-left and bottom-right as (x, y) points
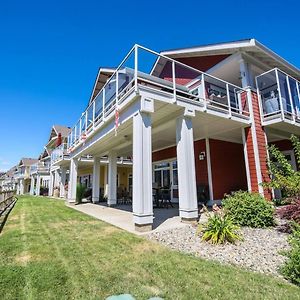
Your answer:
(172, 60), (176, 103)
(102, 88), (105, 122)
(275, 69), (285, 120)
(85, 111), (88, 133)
(79, 117), (82, 138)
(116, 71), (119, 108)
(296, 82), (300, 119)
(286, 75), (295, 123)
(74, 126), (77, 145)
(92, 100), (96, 129)
(201, 73), (207, 110)
(134, 45), (138, 92)
(226, 83), (232, 118)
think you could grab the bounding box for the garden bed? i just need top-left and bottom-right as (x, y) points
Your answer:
(147, 220), (290, 276)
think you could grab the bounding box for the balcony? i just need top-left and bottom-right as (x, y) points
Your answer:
(51, 143), (69, 164)
(256, 68), (300, 127)
(67, 45), (250, 152)
(30, 162), (50, 175)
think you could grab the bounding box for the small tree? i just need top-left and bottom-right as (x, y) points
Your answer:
(265, 135), (300, 199)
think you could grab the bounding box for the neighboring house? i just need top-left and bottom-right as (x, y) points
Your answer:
(28, 125), (71, 197)
(15, 158), (38, 195)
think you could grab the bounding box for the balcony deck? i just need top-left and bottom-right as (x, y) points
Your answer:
(66, 45), (251, 157)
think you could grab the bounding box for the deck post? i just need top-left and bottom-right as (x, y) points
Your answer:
(36, 174), (41, 196)
(176, 114), (198, 222)
(60, 167), (67, 198)
(49, 171), (54, 196)
(68, 158), (78, 203)
(132, 111), (153, 232)
(30, 176), (35, 195)
(92, 157), (100, 203)
(107, 152), (117, 206)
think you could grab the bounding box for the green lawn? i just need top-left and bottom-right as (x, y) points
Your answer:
(0, 196), (299, 300)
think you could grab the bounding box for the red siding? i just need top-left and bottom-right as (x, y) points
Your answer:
(244, 91), (272, 199)
(210, 139), (247, 200)
(159, 55), (230, 85)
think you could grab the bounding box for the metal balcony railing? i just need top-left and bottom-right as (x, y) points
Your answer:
(51, 143), (69, 163)
(67, 45), (250, 152)
(256, 68), (300, 124)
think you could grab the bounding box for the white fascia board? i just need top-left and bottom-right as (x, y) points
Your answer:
(161, 40), (253, 57)
(253, 39), (300, 78)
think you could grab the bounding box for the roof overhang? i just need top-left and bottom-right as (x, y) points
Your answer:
(88, 67), (116, 106)
(160, 39), (300, 80)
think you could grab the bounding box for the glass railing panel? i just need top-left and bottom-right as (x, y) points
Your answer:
(104, 74), (117, 116)
(94, 91), (103, 123)
(87, 104), (93, 131)
(277, 70), (293, 114)
(256, 70), (280, 116)
(288, 77), (300, 117)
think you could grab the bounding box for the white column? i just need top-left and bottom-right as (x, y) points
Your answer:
(19, 179), (25, 195)
(132, 111), (153, 231)
(36, 175), (41, 196)
(176, 116), (198, 221)
(60, 167), (67, 198)
(205, 138), (214, 202)
(107, 152), (117, 206)
(103, 165), (108, 198)
(49, 171), (54, 196)
(54, 169), (60, 188)
(92, 157), (100, 203)
(68, 158), (78, 203)
(30, 176), (35, 195)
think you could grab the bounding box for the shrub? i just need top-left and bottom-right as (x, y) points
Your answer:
(281, 223), (300, 286)
(265, 135), (300, 198)
(76, 184), (86, 204)
(277, 198), (300, 224)
(223, 191), (275, 228)
(199, 211), (241, 244)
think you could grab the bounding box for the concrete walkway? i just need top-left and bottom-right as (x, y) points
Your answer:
(67, 202), (189, 235)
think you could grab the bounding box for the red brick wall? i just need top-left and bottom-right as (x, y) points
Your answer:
(210, 139), (248, 200)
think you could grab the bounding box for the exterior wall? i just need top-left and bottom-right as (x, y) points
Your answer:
(152, 138), (247, 201)
(244, 91), (272, 199)
(209, 139), (247, 199)
(159, 55), (230, 85)
(77, 165), (131, 190)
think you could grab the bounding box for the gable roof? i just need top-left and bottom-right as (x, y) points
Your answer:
(159, 38), (300, 80)
(88, 67), (116, 106)
(18, 158), (38, 167)
(52, 125), (71, 138)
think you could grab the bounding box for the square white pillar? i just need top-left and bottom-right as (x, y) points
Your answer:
(49, 171), (54, 196)
(176, 116), (198, 221)
(68, 158), (78, 203)
(20, 179), (25, 195)
(36, 175), (41, 196)
(60, 167), (67, 198)
(30, 176), (35, 195)
(107, 152), (117, 206)
(92, 157), (100, 203)
(103, 165), (108, 198)
(132, 111), (153, 232)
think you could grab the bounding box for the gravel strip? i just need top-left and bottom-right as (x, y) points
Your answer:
(147, 222), (290, 276)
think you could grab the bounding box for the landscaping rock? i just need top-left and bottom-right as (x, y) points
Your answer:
(146, 221), (290, 276)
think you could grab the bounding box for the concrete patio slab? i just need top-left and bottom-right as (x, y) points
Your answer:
(66, 202), (189, 235)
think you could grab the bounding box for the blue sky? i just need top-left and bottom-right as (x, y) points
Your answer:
(0, 0), (299, 171)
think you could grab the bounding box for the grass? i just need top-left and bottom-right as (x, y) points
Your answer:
(0, 196), (299, 300)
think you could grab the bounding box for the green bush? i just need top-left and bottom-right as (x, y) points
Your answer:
(223, 191), (275, 228)
(199, 212), (241, 244)
(281, 223), (300, 286)
(76, 184), (86, 204)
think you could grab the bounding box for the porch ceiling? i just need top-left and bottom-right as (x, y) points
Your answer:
(80, 100), (247, 158)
